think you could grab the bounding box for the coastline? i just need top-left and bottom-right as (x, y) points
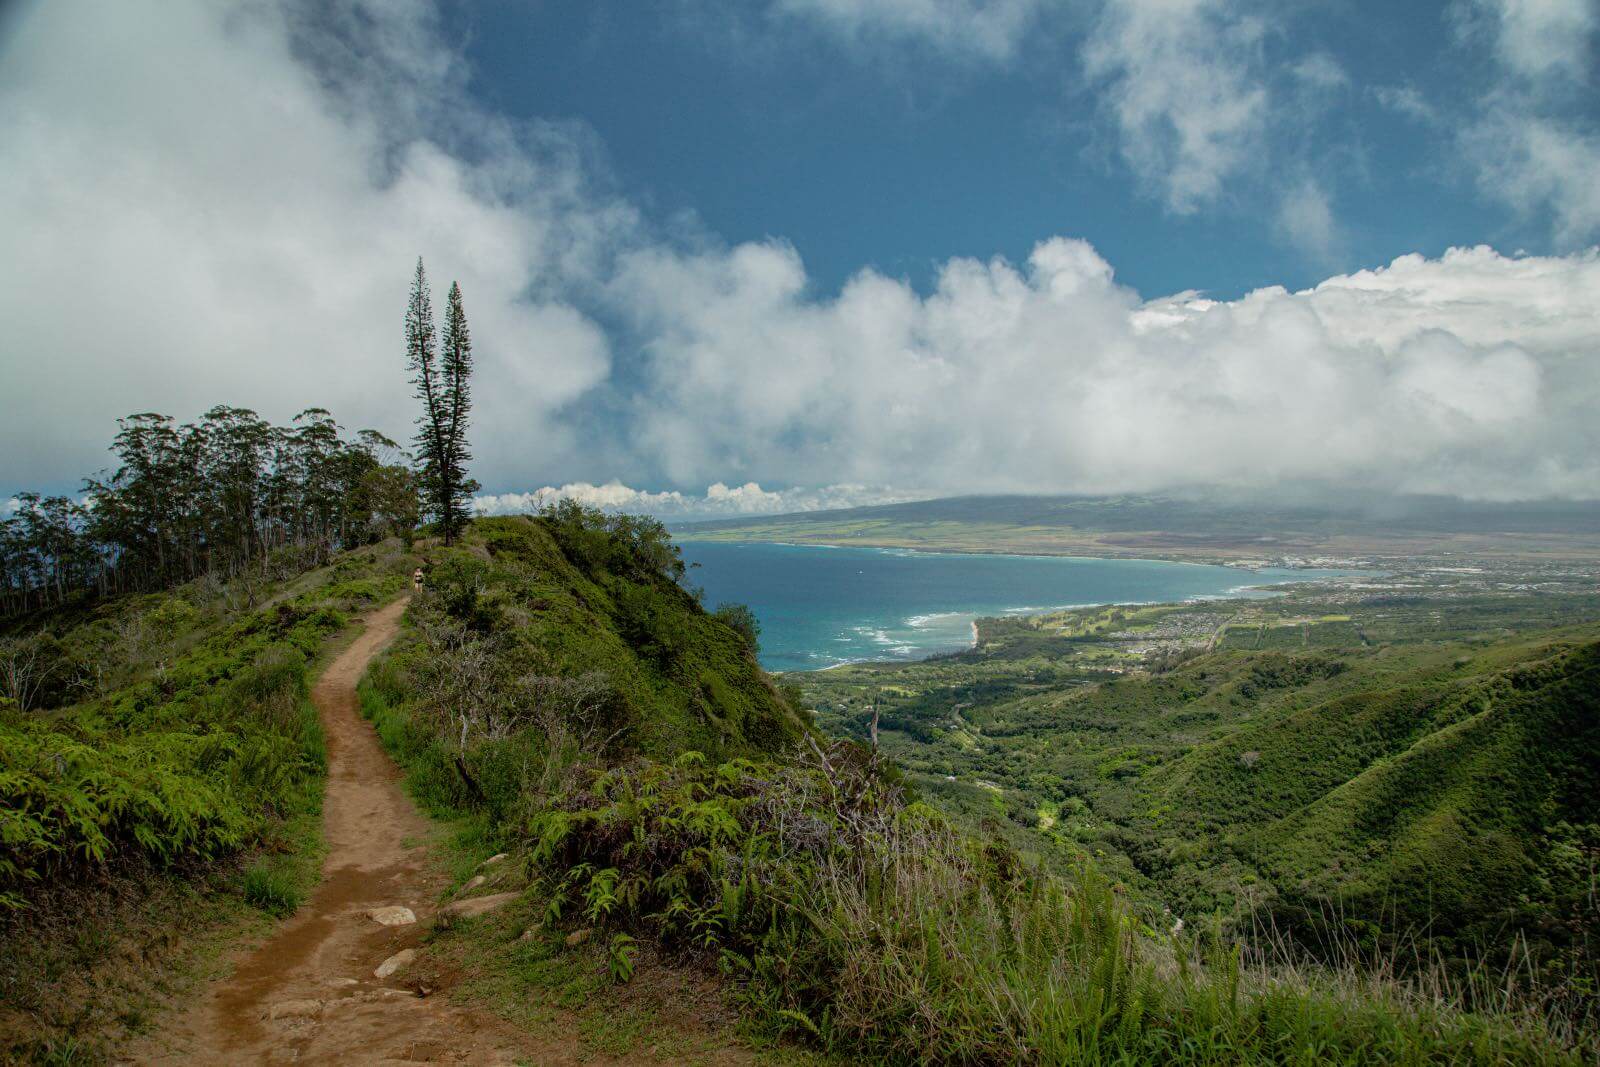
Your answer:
(772, 580), (1349, 675)
(673, 534), (1307, 572)
(682, 540), (1365, 676)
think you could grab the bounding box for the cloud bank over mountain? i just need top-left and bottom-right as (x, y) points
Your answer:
(473, 482), (922, 520)
(617, 238), (1599, 501)
(1, 0), (1597, 507)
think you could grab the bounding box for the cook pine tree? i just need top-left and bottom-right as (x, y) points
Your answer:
(407, 258), (478, 545)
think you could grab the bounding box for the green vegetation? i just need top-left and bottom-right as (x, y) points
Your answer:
(242, 857), (304, 918)
(802, 583), (1600, 1038)
(0, 407), (416, 621)
(361, 514), (1594, 1063)
(360, 510), (805, 810)
(0, 540), (413, 1061)
(4, 490), (1593, 1063)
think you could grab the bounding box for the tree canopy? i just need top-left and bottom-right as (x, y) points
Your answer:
(1, 407), (412, 616)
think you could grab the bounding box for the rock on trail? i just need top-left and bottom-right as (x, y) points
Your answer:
(442, 891), (520, 919)
(373, 949), (416, 979)
(367, 906), (417, 926)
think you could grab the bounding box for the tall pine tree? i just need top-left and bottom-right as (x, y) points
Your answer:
(437, 279), (478, 540)
(407, 259), (476, 545)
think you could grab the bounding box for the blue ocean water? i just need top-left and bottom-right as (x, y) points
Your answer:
(676, 541), (1355, 673)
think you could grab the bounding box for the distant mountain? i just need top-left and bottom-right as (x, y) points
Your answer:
(675, 491), (1600, 560)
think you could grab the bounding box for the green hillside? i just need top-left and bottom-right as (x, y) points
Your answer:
(1246, 641), (1600, 951)
(359, 516), (1593, 1063)
(800, 586), (1600, 1014)
(359, 509), (808, 821)
(5, 511), (1595, 1062)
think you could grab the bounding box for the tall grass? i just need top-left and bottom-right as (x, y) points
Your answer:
(352, 527), (1594, 1065)
(242, 860), (302, 918)
(361, 659), (1594, 1065)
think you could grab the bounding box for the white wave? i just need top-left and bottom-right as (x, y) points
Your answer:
(905, 611), (968, 628)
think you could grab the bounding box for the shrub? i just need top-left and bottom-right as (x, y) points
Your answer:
(711, 603), (761, 655)
(0, 591), (343, 909)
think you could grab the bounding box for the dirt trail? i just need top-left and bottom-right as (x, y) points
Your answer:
(128, 598), (535, 1065)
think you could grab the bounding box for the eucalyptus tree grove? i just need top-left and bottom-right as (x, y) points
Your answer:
(0, 407), (415, 616)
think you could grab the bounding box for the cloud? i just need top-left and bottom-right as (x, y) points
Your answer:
(0, 0), (620, 490)
(1274, 177), (1339, 261)
(614, 238), (1600, 500)
(1373, 85), (1437, 123)
(1459, 0), (1600, 242)
(1081, 0), (1270, 214)
(773, 0), (1337, 236)
(1468, 112), (1600, 243)
(771, 0), (1045, 60)
(473, 482), (921, 519)
(1470, 0), (1596, 85)
(1291, 52), (1348, 92)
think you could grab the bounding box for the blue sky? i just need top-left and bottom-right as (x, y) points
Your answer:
(2, 1), (1598, 513)
(441, 1), (1584, 300)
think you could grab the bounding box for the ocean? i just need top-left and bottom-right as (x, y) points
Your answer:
(675, 540), (1355, 673)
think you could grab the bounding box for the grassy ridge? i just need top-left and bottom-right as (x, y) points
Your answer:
(357, 513), (804, 818)
(359, 516), (1591, 1063)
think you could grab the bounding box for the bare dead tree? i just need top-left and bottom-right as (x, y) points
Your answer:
(0, 635), (56, 712)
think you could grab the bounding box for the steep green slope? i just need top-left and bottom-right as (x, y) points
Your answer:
(359, 510), (809, 828)
(468, 513), (807, 758)
(801, 592), (1600, 1008)
(1140, 637), (1600, 944)
(1247, 642), (1600, 951)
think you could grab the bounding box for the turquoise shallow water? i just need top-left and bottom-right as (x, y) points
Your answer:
(676, 540), (1356, 673)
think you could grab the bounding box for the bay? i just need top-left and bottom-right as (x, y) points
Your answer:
(676, 540), (1357, 672)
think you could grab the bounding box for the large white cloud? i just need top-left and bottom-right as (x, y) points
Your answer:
(0, 0), (617, 489)
(614, 239), (1600, 499)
